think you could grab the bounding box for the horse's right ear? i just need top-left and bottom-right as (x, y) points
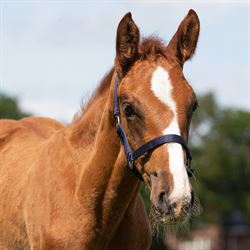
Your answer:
(115, 12), (140, 78)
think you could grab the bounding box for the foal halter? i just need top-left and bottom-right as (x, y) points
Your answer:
(114, 76), (193, 181)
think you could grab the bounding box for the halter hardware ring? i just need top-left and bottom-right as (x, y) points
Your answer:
(115, 116), (120, 126)
(127, 152), (134, 170)
(128, 160), (134, 170)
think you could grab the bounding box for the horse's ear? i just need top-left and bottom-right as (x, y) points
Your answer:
(115, 12), (140, 78)
(166, 9), (200, 67)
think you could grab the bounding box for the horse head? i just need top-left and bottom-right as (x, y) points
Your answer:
(114, 10), (200, 224)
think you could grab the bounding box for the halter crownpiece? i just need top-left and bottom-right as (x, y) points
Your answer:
(114, 76), (193, 181)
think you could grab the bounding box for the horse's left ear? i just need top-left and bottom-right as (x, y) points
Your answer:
(166, 9), (200, 67)
(115, 12), (140, 78)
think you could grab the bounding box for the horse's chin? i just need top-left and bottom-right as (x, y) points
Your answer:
(149, 197), (202, 232)
(157, 207), (191, 225)
(158, 211), (190, 225)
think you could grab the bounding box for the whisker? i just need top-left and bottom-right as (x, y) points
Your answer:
(185, 165), (198, 183)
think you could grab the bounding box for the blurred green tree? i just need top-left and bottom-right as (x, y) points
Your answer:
(0, 93), (30, 119)
(190, 93), (250, 223)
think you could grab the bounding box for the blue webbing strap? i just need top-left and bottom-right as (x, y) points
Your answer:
(132, 134), (192, 161)
(116, 124), (134, 168)
(132, 134), (193, 178)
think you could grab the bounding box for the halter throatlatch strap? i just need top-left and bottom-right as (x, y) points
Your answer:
(114, 76), (193, 181)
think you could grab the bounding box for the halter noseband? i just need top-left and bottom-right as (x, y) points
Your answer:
(114, 76), (193, 181)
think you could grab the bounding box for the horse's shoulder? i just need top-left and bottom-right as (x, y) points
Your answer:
(21, 117), (64, 132)
(0, 120), (25, 151)
(19, 117), (65, 140)
(0, 117), (64, 145)
(0, 119), (23, 137)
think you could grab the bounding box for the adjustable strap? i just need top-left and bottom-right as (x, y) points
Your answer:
(116, 124), (133, 169)
(132, 134), (193, 178)
(132, 134), (192, 161)
(116, 123), (144, 181)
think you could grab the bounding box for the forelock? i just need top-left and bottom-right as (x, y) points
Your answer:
(139, 37), (166, 60)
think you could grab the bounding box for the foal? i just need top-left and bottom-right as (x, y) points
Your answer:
(0, 10), (200, 250)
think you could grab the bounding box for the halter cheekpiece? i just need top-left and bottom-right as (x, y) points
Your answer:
(114, 76), (193, 181)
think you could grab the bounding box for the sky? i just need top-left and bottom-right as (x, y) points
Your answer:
(0, 0), (249, 122)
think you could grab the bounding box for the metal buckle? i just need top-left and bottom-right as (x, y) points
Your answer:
(115, 116), (120, 126)
(128, 160), (134, 170)
(127, 152), (134, 170)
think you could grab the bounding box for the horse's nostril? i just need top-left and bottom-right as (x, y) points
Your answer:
(172, 202), (177, 209)
(158, 191), (166, 205)
(157, 192), (177, 215)
(158, 191), (170, 212)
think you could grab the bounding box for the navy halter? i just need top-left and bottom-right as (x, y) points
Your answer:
(114, 76), (193, 181)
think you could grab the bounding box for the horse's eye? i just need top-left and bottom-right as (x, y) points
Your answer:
(123, 103), (135, 118)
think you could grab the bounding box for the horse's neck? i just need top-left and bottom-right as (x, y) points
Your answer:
(66, 72), (140, 239)
(69, 94), (109, 149)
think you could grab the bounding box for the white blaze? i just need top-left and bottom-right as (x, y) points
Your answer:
(151, 66), (191, 203)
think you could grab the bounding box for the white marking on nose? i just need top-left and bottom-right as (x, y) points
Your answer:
(150, 66), (191, 203)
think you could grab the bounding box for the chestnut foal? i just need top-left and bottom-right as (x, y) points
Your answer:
(0, 10), (200, 250)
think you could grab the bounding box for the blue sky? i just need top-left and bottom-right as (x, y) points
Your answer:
(0, 0), (249, 121)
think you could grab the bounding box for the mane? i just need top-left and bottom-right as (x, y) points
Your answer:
(73, 37), (167, 122)
(72, 68), (114, 122)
